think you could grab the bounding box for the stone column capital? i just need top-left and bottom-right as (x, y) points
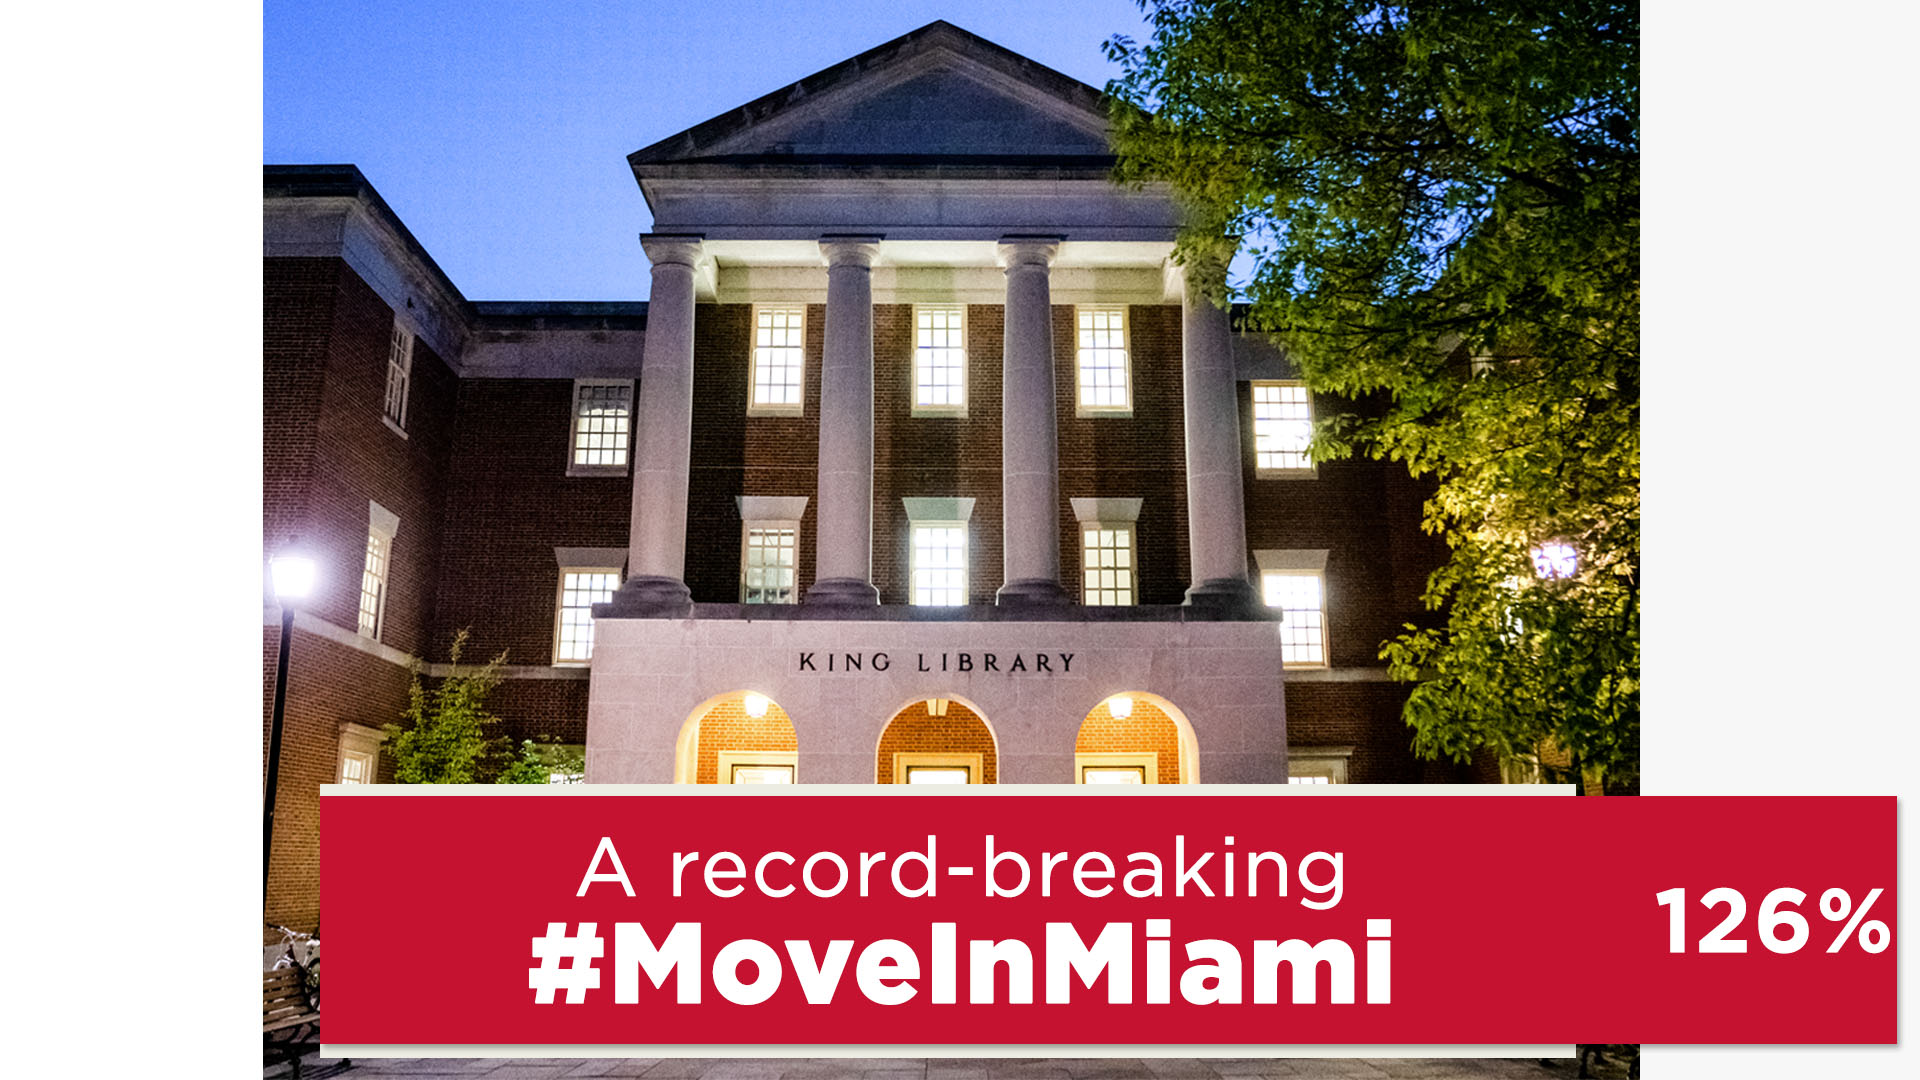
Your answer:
(997, 235), (1064, 271)
(639, 233), (705, 268)
(819, 235), (884, 268)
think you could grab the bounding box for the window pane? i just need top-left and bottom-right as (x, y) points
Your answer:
(1288, 775), (1331, 785)
(384, 325), (412, 425)
(731, 765), (794, 784)
(1253, 383), (1312, 470)
(742, 527), (798, 604)
(752, 307), (806, 408)
(357, 532), (388, 638)
(1076, 308), (1130, 409)
(1263, 572), (1327, 665)
(556, 570), (621, 661)
(914, 306), (966, 409)
(911, 524), (968, 606)
(1082, 525), (1135, 605)
(905, 766), (971, 785)
(572, 382), (633, 467)
(1083, 767), (1146, 784)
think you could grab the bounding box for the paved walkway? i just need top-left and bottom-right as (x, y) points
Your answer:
(270, 1055), (1627, 1080)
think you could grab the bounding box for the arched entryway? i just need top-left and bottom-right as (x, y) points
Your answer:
(875, 696), (998, 784)
(1074, 692), (1198, 784)
(674, 690), (798, 784)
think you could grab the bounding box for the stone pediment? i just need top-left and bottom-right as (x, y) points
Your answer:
(630, 21), (1113, 175)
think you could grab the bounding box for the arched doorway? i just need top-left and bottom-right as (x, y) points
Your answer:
(675, 690), (797, 784)
(1074, 692), (1197, 784)
(875, 696), (997, 784)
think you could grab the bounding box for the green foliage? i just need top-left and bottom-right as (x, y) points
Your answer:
(1106, 1), (1638, 786)
(384, 629), (512, 784)
(497, 739), (587, 785)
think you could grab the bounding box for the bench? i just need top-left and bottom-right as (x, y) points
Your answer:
(264, 966), (346, 1077)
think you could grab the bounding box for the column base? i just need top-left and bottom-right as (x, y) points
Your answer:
(1184, 576), (1265, 617)
(996, 579), (1071, 606)
(597, 575), (693, 618)
(804, 578), (881, 606)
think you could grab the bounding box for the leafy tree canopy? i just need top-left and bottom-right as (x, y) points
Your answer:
(385, 630), (574, 785)
(1105, 1), (1638, 787)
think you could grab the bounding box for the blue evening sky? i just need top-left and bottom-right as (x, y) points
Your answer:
(265, 1), (1154, 301)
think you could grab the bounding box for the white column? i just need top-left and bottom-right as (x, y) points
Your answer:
(806, 236), (883, 605)
(609, 234), (702, 612)
(996, 237), (1069, 605)
(1181, 257), (1259, 608)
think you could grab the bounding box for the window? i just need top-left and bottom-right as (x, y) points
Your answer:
(912, 305), (967, 415)
(892, 752), (984, 784)
(750, 305), (806, 415)
(1081, 524), (1136, 606)
(1252, 381), (1314, 474)
(1288, 746), (1354, 784)
(717, 751), (797, 784)
(1263, 571), (1329, 666)
(383, 321), (413, 434)
(741, 526), (798, 604)
(568, 379), (633, 475)
(357, 503), (399, 640)
(1075, 306), (1131, 414)
(911, 524), (968, 606)
(554, 569), (622, 664)
(1076, 752), (1159, 785)
(337, 723), (386, 785)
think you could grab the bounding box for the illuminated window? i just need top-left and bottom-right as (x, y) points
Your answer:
(1075, 307), (1131, 413)
(911, 524), (968, 606)
(741, 526), (798, 604)
(1252, 381), (1314, 473)
(357, 503), (399, 640)
(718, 751), (798, 784)
(1288, 746), (1353, 784)
(750, 305), (806, 414)
(913, 305), (967, 414)
(1081, 524), (1136, 606)
(554, 569), (621, 664)
(893, 753), (984, 784)
(1263, 571), (1328, 666)
(568, 379), (632, 474)
(1075, 752), (1159, 785)
(337, 723), (386, 785)
(383, 321), (413, 432)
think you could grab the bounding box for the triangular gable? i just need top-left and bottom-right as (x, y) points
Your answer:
(630, 21), (1113, 167)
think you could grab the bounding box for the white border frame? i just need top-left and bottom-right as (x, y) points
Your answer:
(565, 378), (635, 477)
(747, 303), (807, 418)
(909, 303), (968, 417)
(1072, 304), (1134, 418)
(552, 566), (624, 666)
(1250, 379), (1317, 479)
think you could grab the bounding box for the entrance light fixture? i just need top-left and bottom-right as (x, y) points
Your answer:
(1108, 695), (1134, 719)
(743, 692), (771, 719)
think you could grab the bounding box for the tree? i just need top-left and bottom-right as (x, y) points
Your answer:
(386, 630), (515, 783)
(1105, 1), (1638, 789)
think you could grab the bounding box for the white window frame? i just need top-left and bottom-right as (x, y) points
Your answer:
(337, 722), (388, 785)
(1074, 305), (1133, 417)
(740, 523), (800, 604)
(748, 303), (807, 417)
(383, 320), (414, 437)
(357, 502), (400, 641)
(553, 565), (623, 666)
(1288, 746), (1354, 784)
(1079, 522), (1138, 606)
(567, 378), (634, 476)
(1257, 550), (1330, 668)
(910, 522), (969, 606)
(1251, 380), (1317, 478)
(892, 752), (985, 785)
(910, 304), (968, 417)
(716, 750), (798, 785)
(1075, 751), (1159, 785)
(1070, 497), (1144, 607)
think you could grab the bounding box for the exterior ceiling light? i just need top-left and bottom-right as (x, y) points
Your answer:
(1108, 695), (1134, 719)
(743, 692), (771, 719)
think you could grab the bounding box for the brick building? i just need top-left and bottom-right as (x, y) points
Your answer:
(262, 22), (1477, 930)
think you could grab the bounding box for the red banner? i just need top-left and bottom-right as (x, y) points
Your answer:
(321, 791), (1896, 1047)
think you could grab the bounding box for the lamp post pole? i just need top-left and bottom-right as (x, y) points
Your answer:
(264, 601), (295, 901)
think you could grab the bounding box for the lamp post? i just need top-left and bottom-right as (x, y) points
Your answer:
(265, 553), (316, 902)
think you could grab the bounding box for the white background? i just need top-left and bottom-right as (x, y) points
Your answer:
(0, 2), (1908, 1076)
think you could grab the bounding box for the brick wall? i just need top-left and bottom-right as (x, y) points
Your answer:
(433, 378), (632, 665)
(264, 258), (335, 572)
(875, 700), (998, 783)
(1076, 696), (1184, 783)
(1282, 681), (1474, 784)
(693, 697), (799, 784)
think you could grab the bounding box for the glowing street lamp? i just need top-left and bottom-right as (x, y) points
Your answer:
(1531, 541), (1579, 580)
(264, 551), (317, 903)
